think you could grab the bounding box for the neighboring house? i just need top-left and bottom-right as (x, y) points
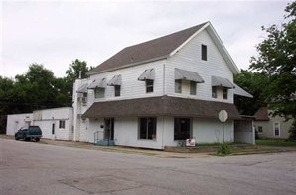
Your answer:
(6, 107), (73, 140)
(72, 21), (253, 149)
(254, 107), (293, 139)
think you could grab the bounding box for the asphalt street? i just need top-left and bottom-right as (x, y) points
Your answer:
(1, 138), (296, 195)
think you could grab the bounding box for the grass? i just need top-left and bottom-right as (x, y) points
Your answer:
(256, 139), (296, 147)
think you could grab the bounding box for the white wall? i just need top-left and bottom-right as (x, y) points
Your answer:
(6, 113), (33, 135)
(193, 118), (234, 144)
(166, 29), (234, 103)
(33, 107), (73, 140)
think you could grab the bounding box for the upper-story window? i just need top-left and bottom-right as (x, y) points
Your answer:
(190, 81), (197, 95)
(223, 88), (228, 99)
(201, 44), (207, 61)
(115, 85), (121, 97)
(175, 80), (182, 93)
(138, 69), (155, 94)
(94, 88), (105, 98)
(146, 80), (154, 93)
(212, 86), (217, 98)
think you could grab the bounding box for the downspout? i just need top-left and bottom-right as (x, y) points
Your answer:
(162, 63), (166, 149)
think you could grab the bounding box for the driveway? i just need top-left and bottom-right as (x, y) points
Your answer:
(1, 138), (296, 195)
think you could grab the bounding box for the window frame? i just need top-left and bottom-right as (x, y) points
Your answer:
(59, 120), (66, 129)
(212, 86), (217, 98)
(138, 117), (157, 140)
(94, 87), (105, 99)
(145, 79), (154, 93)
(274, 122), (280, 137)
(114, 85), (121, 97)
(175, 80), (182, 93)
(190, 81), (197, 95)
(257, 126), (263, 134)
(223, 87), (228, 99)
(174, 118), (191, 140)
(201, 44), (207, 61)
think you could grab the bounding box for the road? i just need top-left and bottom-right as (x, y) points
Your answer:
(1, 138), (296, 195)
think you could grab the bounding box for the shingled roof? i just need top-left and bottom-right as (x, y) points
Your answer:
(254, 107), (270, 121)
(89, 22), (208, 74)
(82, 95), (241, 120)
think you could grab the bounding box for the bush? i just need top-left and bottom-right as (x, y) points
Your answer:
(217, 143), (231, 155)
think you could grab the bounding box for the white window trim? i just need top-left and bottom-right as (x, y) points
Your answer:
(273, 122), (280, 137)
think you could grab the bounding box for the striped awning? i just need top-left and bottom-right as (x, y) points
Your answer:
(175, 68), (204, 83)
(76, 83), (88, 93)
(107, 75), (122, 86)
(212, 75), (235, 89)
(88, 78), (107, 89)
(138, 69), (155, 81)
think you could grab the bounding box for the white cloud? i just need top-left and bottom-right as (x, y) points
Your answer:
(1, 0), (291, 78)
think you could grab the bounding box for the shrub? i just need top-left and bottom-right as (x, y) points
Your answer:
(288, 119), (296, 141)
(217, 143), (231, 155)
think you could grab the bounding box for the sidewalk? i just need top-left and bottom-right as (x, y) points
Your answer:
(1, 134), (296, 157)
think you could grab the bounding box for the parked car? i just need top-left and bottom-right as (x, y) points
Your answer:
(15, 126), (42, 142)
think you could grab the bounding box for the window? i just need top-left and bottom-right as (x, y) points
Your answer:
(115, 85), (121, 97)
(212, 86), (217, 98)
(202, 44), (207, 61)
(274, 122), (280, 136)
(223, 88), (228, 99)
(59, 120), (66, 129)
(190, 81), (197, 95)
(94, 88), (105, 98)
(139, 117), (157, 140)
(258, 126), (263, 134)
(174, 118), (191, 140)
(175, 80), (182, 93)
(146, 80), (154, 93)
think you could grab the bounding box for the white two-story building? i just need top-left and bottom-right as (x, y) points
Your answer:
(73, 21), (253, 149)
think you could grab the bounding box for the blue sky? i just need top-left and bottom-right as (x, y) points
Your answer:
(1, 0), (291, 78)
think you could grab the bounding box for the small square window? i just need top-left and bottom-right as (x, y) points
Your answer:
(202, 45), (207, 61)
(175, 80), (182, 93)
(190, 81), (196, 95)
(59, 120), (65, 129)
(94, 88), (105, 98)
(146, 80), (154, 93)
(115, 85), (121, 97)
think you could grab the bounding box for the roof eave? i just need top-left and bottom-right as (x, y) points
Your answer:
(88, 55), (168, 75)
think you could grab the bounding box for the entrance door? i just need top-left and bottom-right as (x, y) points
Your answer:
(104, 118), (114, 140)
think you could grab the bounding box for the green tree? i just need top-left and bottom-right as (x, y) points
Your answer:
(234, 70), (269, 115)
(250, 1), (296, 119)
(66, 59), (89, 81)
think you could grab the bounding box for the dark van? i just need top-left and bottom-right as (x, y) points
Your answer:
(15, 126), (42, 142)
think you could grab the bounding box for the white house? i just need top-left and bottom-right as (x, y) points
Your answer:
(72, 21), (253, 149)
(6, 107), (73, 140)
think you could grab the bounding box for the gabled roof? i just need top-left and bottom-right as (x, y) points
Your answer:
(82, 95), (241, 120)
(254, 107), (269, 121)
(90, 21), (239, 74)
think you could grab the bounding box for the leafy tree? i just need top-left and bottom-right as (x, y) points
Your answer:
(288, 119), (296, 140)
(234, 70), (269, 115)
(66, 59), (89, 81)
(250, 1), (296, 119)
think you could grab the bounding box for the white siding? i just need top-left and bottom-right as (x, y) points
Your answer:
(6, 113), (33, 135)
(165, 30), (234, 103)
(193, 118), (234, 143)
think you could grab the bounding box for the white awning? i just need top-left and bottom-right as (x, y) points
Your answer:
(88, 78), (107, 89)
(175, 68), (204, 83)
(233, 83), (253, 98)
(138, 69), (155, 81)
(212, 75), (235, 89)
(76, 83), (88, 93)
(107, 75), (122, 86)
